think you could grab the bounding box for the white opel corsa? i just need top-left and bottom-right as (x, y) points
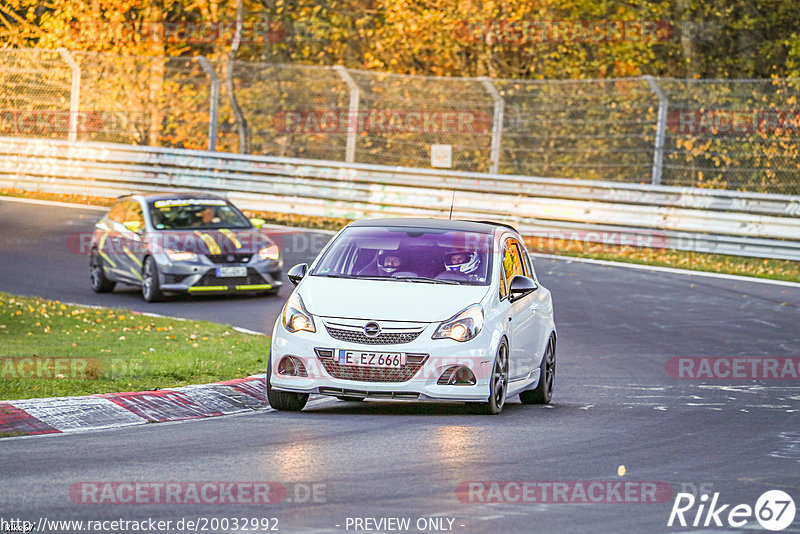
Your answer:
(268, 218), (556, 414)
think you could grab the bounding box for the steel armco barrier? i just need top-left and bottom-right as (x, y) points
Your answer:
(0, 136), (798, 261)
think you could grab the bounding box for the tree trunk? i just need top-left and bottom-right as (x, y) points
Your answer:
(147, 2), (166, 147)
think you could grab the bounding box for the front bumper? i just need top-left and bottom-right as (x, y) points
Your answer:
(270, 319), (495, 402)
(154, 253), (283, 294)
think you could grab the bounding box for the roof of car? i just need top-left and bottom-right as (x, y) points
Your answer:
(129, 192), (229, 203)
(347, 218), (519, 234)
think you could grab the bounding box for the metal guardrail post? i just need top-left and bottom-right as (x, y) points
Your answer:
(57, 48), (80, 143)
(334, 66), (359, 164)
(480, 77), (504, 175)
(643, 76), (668, 186)
(196, 56), (219, 152)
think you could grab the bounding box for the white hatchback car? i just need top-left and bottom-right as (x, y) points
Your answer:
(267, 218), (556, 414)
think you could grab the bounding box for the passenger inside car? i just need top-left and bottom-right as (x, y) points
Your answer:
(193, 206), (220, 226)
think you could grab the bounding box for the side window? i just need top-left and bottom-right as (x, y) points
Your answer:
(499, 238), (525, 299)
(512, 238), (535, 279)
(107, 200), (129, 223)
(124, 201), (145, 225)
(503, 240), (525, 281)
(499, 264), (508, 299)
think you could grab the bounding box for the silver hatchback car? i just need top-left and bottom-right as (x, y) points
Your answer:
(89, 193), (283, 301)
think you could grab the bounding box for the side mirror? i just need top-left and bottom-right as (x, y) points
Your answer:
(287, 263), (308, 286)
(508, 275), (538, 302)
(123, 220), (143, 233)
(250, 217), (266, 229)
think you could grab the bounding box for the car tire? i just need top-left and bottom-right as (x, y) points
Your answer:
(266, 354), (309, 411)
(336, 396), (365, 402)
(470, 341), (508, 415)
(90, 249), (115, 293)
(142, 256), (164, 303)
(520, 335), (556, 405)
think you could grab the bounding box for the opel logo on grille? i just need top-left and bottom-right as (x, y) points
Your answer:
(363, 322), (381, 338)
(226, 255), (235, 262)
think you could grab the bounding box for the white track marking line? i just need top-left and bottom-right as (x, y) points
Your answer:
(232, 326), (268, 336)
(532, 252), (800, 289)
(0, 195), (107, 211)
(59, 302), (268, 335)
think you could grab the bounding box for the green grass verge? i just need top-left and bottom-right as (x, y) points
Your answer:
(0, 292), (269, 401)
(3, 187), (799, 283)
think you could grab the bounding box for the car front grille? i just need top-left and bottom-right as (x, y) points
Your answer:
(206, 253), (252, 264)
(325, 326), (422, 345)
(318, 387), (420, 400)
(195, 268), (266, 287)
(314, 349), (428, 383)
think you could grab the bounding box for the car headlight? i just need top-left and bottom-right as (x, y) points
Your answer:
(258, 244), (280, 261)
(165, 249), (197, 262)
(282, 293), (316, 333)
(432, 304), (484, 342)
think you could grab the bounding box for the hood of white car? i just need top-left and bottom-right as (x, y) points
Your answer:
(300, 276), (490, 323)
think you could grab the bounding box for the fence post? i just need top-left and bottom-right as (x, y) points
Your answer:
(480, 77), (504, 175)
(57, 48), (80, 143)
(196, 56), (219, 152)
(643, 75), (668, 186)
(334, 66), (359, 164)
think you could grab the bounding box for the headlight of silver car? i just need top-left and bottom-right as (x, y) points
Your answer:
(165, 249), (197, 262)
(282, 293), (316, 333)
(258, 243), (280, 261)
(432, 304), (484, 342)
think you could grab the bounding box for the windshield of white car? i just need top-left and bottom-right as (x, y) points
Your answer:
(311, 226), (494, 285)
(148, 199), (251, 230)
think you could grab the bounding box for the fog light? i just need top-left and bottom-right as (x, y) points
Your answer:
(277, 356), (308, 377)
(438, 365), (476, 385)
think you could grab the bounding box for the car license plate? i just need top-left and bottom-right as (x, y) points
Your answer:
(216, 266), (247, 277)
(338, 350), (405, 368)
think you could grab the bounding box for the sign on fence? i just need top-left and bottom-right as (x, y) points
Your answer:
(431, 144), (453, 168)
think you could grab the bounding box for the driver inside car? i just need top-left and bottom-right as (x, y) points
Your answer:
(376, 250), (403, 275)
(441, 250), (481, 279)
(358, 249), (404, 276)
(193, 206), (220, 226)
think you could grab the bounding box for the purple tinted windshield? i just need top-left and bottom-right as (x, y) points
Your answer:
(311, 226), (494, 285)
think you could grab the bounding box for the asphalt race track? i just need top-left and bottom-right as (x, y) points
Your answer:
(2, 198), (800, 533)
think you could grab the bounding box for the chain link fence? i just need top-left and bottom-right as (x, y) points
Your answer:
(0, 49), (73, 140)
(1, 48), (799, 194)
(217, 61), (350, 160)
(659, 78), (800, 194)
(497, 78), (658, 182)
(347, 70), (495, 171)
(72, 52), (214, 147)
